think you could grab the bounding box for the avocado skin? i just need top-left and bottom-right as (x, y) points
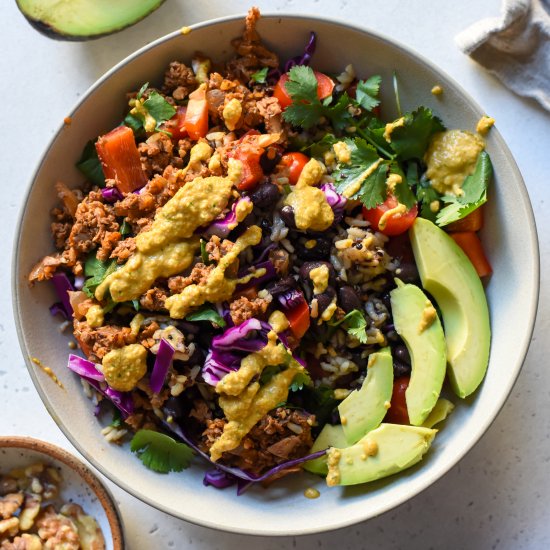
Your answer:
(326, 423), (437, 486)
(390, 281), (446, 426)
(16, 0), (166, 41)
(409, 218), (491, 398)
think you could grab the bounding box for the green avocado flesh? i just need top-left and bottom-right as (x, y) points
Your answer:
(326, 424), (437, 486)
(303, 424), (348, 475)
(410, 218), (491, 398)
(17, 0), (165, 40)
(338, 347), (394, 445)
(390, 280), (446, 426)
(421, 398), (454, 429)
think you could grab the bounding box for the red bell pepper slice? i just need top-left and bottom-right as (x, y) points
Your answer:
(273, 71), (335, 110)
(95, 126), (148, 194)
(281, 152), (309, 185)
(184, 85), (209, 140)
(287, 299), (311, 340)
(161, 106), (188, 140)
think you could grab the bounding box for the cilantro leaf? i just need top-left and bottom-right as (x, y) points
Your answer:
(305, 133), (336, 158)
(251, 67), (268, 84)
(359, 163), (388, 209)
(125, 89), (176, 133)
(131, 299), (140, 311)
(290, 371), (312, 392)
(436, 151), (492, 226)
(333, 137), (380, 197)
(391, 165), (417, 210)
(83, 254), (118, 298)
(328, 309), (368, 344)
(76, 140), (105, 187)
(185, 305), (226, 327)
(200, 239), (211, 265)
(355, 75), (382, 112)
(389, 107), (445, 161)
(417, 176), (440, 222)
(120, 220), (132, 236)
(282, 66), (352, 131)
(300, 385), (338, 425)
(260, 365), (282, 385)
(130, 430), (193, 473)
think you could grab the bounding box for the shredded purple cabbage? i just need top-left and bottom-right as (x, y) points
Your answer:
(204, 197), (252, 238)
(67, 354), (105, 381)
(254, 241), (277, 263)
(284, 32), (317, 72)
(203, 469), (237, 489)
(236, 260), (277, 291)
(74, 275), (85, 290)
(149, 339), (175, 394)
(202, 349), (242, 386)
(51, 272), (74, 318)
(278, 288), (307, 311)
(101, 187), (123, 203)
(163, 420), (326, 493)
(212, 318), (271, 352)
(321, 182), (347, 223)
(49, 302), (68, 320)
(66, 354), (134, 417)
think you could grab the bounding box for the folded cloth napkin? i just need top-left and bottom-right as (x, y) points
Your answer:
(455, 0), (550, 111)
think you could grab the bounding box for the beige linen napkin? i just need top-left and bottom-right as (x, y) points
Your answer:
(455, 0), (550, 111)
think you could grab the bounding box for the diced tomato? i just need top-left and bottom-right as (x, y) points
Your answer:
(231, 144), (264, 191)
(273, 71), (335, 110)
(184, 85), (209, 140)
(281, 152), (309, 184)
(161, 106), (188, 140)
(362, 195), (418, 236)
(95, 126), (148, 194)
(286, 300), (311, 340)
(446, 206), (484, 232)
(385, 376), (410, 425)
(450, 231), (492, 277)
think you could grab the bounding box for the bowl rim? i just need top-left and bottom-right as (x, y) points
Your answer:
(0, 436), (125, 548)
(12, 11), (540, 536)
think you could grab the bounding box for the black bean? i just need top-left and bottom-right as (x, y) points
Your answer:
(295, 236), (332, 261)
(394, 262), (420, 284)
(260, 217), (272, 232)
(267, 276), (296, 296)
(279, 205), (297, 229)
(260, 147), (282, 173)
(164, 396), (186, 420)
(299, 261), (336, 282)
(393, 344), (411, 365)
(338, 285), (362, 313)
(248, 181), (281, 208)
(393, 360), (411, 378)
(316, 287), (336, 314)
(386, 329), (400, 343)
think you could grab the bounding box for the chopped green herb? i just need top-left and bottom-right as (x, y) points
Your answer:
(200, 239), (211, 265)
(83, 254), (118, 298)
(120, 220), (132, 236)
(391, 165), (417, 210)
(132, 299), (140, 311)
(110, 409), (122, 428)
(259, 364), (282, 385)
(436, 151), (492, 226)
(417, 175), (440, 222)
(355, 75), (382, 112)
(329, 309), (368, 344)
(250, 67), (268, 84)
(290, 371), (312, 392)
(185, 305), (226, 327)
(76, 140), (105, 187)
(130, 430), (193, 474)
(389, 107), (445, 161)
(125, 87), (176, 133)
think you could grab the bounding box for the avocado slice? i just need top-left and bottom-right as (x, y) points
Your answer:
(421, 398), (455, 429)
(410, 218), (491, 398)
(326, 423), (437, 486)
(390, 280), (446, 426)
(303, 424), (348, 475)
(17, 0), (165, 41)
(338, 348), (394, 445)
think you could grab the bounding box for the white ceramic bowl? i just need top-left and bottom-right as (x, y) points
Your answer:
(0, 437), (124, 548)
(13, 13), (539, 536)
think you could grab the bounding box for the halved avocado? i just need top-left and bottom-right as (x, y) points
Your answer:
(410, 218), (491, 398)
(17, 0), (166, 41)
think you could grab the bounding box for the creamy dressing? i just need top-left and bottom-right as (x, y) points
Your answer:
(424, 130), (484, 196)
(101, 343), (147, 392)
(309, 265), (329, 295)
(342, 158), (382, 198)
(284, 159), (334, 231)
(383, 117), (405, 143)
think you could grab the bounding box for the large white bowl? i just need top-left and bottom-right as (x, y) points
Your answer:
(13, 13), (539, 536)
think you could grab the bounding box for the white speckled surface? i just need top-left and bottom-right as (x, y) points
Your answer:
(1, 0), (548, 548)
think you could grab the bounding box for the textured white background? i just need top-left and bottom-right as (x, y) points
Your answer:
(2, 0), (549, 548)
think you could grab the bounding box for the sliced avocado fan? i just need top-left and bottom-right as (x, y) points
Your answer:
(17, 0), (166, 41)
